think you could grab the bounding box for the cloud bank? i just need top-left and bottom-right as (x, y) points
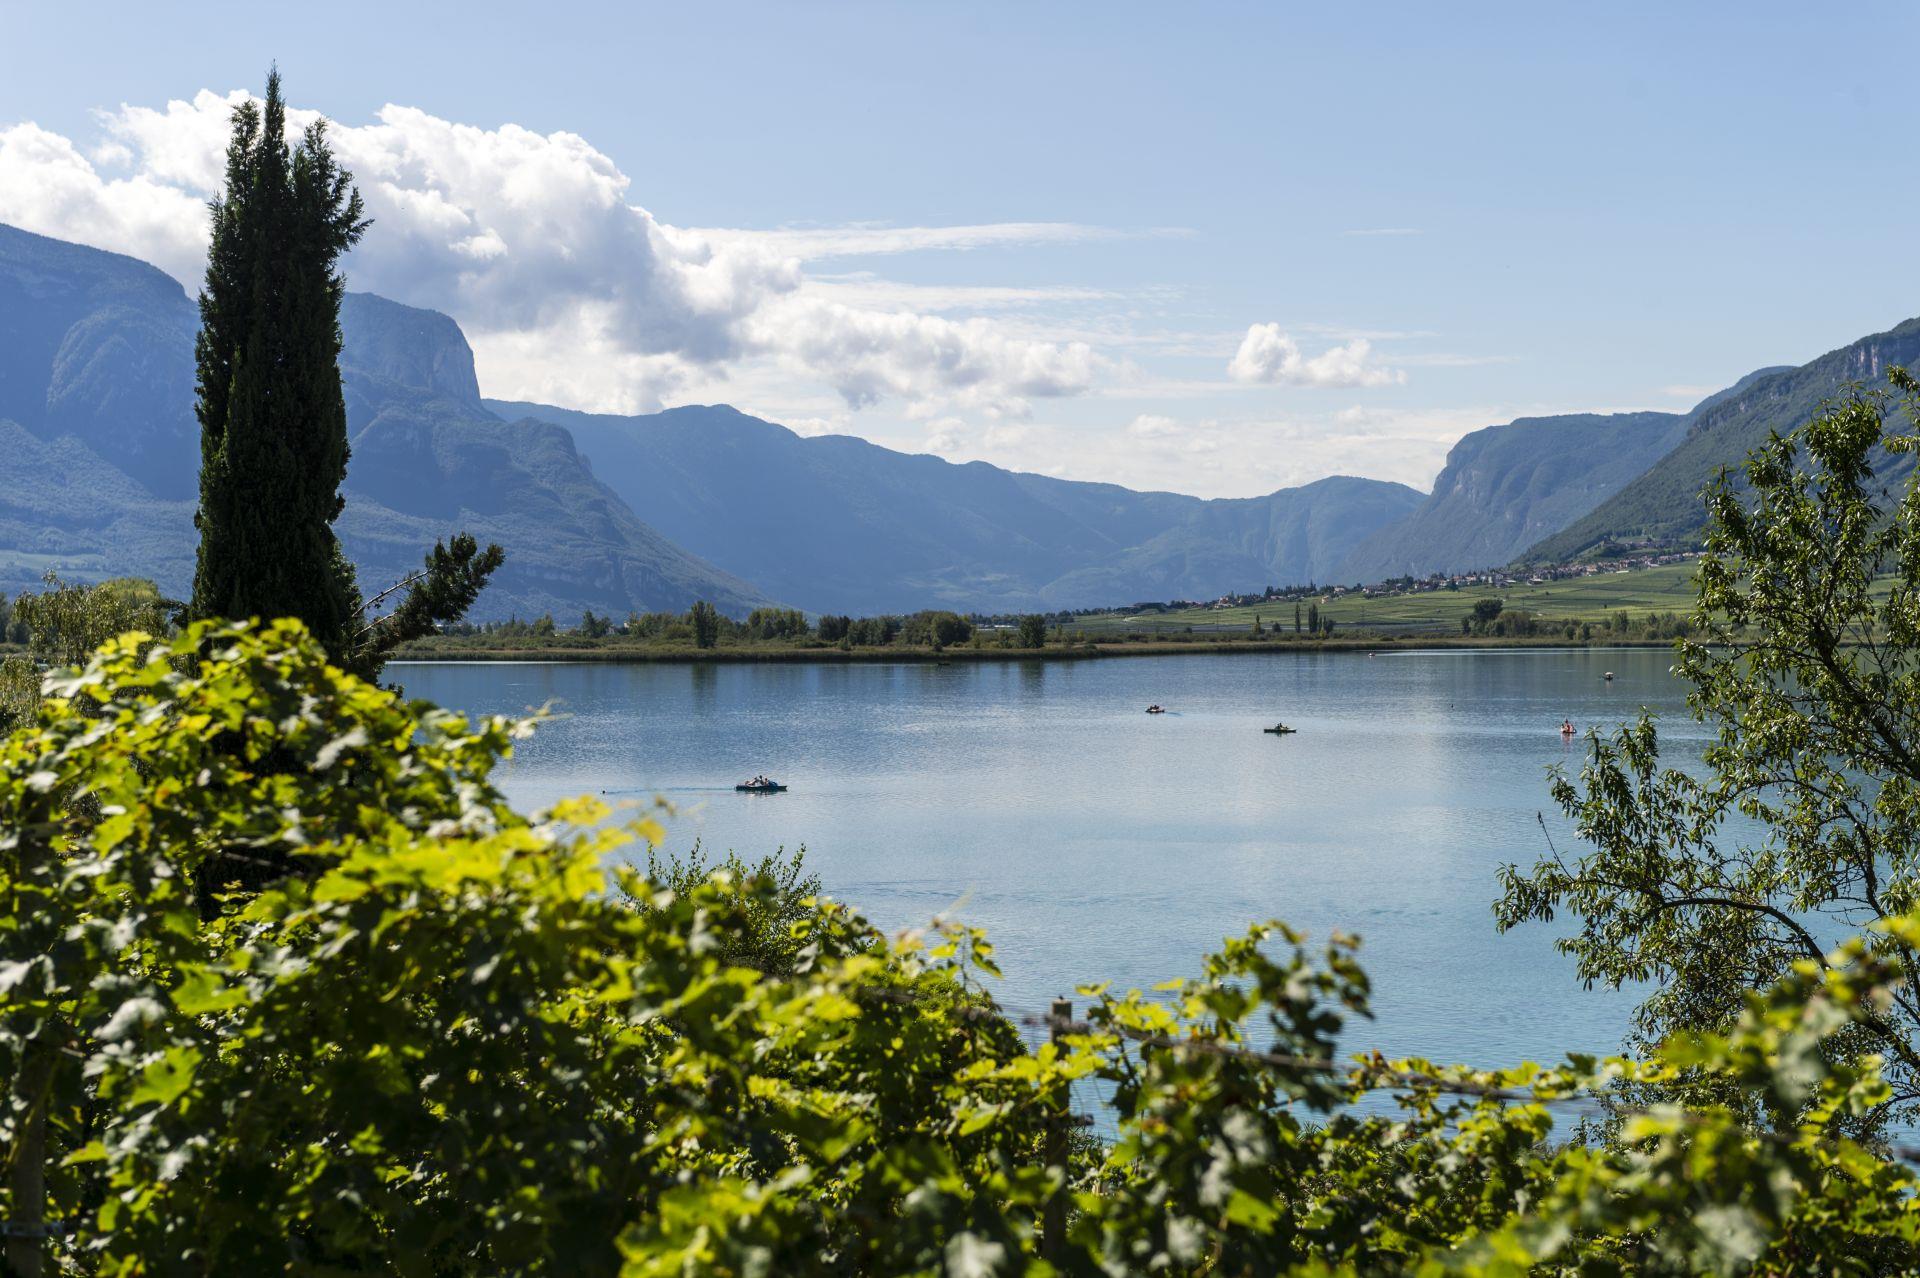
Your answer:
(0, 90), (1097, 417)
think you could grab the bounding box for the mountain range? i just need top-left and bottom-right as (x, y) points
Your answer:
(3, 220), (1917, 617)
(1340, 367), (1798, 581)
(488, 399), (1420, 615)
(1523, 325), (1920, 562)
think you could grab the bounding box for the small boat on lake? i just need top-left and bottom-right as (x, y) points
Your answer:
(1263, 724), (1297, 735)
(1603, 671), (1614, 681)
(1145, 704), (1167, 714)
(736, 776), (788, 793)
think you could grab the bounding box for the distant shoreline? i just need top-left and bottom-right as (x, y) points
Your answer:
(387, 636), (1681, 665)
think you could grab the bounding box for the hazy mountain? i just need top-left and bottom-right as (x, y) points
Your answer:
(1337, 410), (1689, 581)
(341, 301), (768, 618)
(37, 218), (1905, 619)
(0, 420), (194, 600)
(488, 400), (1423, 612)
(0, 224), (200, 499)
(1525, 321), (1920, 562)
(1336, 367), (1809, 581)
(0, 224), (767, 619)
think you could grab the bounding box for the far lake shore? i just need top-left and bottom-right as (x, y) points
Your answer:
(387, 635), (1681, 665)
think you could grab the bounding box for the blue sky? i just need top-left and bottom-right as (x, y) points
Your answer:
(3, 1), (1917, 497)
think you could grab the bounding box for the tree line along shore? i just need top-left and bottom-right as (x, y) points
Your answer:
(376, 592), (1700, 661)
(383, 631), (1682, 663)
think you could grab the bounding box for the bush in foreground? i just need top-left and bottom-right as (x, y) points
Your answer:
(2, 620), (1918, 1274)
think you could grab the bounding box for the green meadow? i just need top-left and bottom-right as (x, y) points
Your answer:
(1076, 561), (1703, 635)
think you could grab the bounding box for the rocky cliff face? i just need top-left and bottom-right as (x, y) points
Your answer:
(340, 293), (483, 407)
(1338, 410), (1689, 580)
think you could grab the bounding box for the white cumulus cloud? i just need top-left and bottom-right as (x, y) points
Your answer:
(0, 122), (209, 283)
(1227, 323), (1405, 389)
(0, 89), (1101, 419)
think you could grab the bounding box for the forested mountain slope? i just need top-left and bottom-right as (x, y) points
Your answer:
(490, 399), (1422, 612)
(1526, 322), (1920, 562)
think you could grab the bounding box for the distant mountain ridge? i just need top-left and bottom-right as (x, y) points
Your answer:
(1337, 410), (1690, 581)
(1337, 366), (1798, 582)
(8, 219), (1920, 616)
(488, 399), (1423, 613)
(1524, 321), (1920, 562)
(0, 221), (1425, 616)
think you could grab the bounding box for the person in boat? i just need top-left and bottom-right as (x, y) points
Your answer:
(1560, 719), (1575, 735)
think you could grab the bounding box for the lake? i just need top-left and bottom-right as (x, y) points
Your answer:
(394, 647), (1704, 1072)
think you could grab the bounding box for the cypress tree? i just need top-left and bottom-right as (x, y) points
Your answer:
(192, 69), (366, 653)
(192, 71), (501, 678)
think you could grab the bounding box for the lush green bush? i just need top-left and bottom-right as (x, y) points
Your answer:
(3, 619), (1920, 1274)
(11, 575), (172, 666)
(744, 607), (811, 642)
(901, 610), (973, 649)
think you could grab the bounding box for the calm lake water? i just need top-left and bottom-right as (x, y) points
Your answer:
(394, 647), (1704, 1071)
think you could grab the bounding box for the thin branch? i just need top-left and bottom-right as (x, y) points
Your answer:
(351, 570), (429, 642)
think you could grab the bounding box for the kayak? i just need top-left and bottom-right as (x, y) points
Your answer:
(1263, 725), (1297, 735)
(736, 782), (788, 793)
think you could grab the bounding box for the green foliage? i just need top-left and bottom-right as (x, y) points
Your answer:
(4, 619), (1920, 1272)
(0, 576), (175, 731)
(1498, 375), (1920, 1124)
(847, 614), (900, 646)
(1471, 596), (1506, 623)
(635, 844), (824, 977)
(1017, 614), (1048, 649)
(744, 607), (809, 642)
(0, 654), (33, 735)
(349, 532), (505, 678)
(688, 599), (721, 648)
(12, 575), (172, 666)
(901, 609), (973, 648)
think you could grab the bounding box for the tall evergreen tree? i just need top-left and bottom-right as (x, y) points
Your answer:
(191, 71), (501, 678)
(191, 69), (366, 652)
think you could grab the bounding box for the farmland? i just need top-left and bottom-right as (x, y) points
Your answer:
(1074, 562), (1703, 636)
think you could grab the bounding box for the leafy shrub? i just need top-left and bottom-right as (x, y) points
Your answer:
(900, 609), (972, 648)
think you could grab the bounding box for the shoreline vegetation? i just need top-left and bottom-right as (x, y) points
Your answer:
(375, 559), (1712, 663)
(386, 632), (1681, 663)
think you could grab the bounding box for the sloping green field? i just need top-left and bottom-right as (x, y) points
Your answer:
(1077, 562), (1702, 635)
